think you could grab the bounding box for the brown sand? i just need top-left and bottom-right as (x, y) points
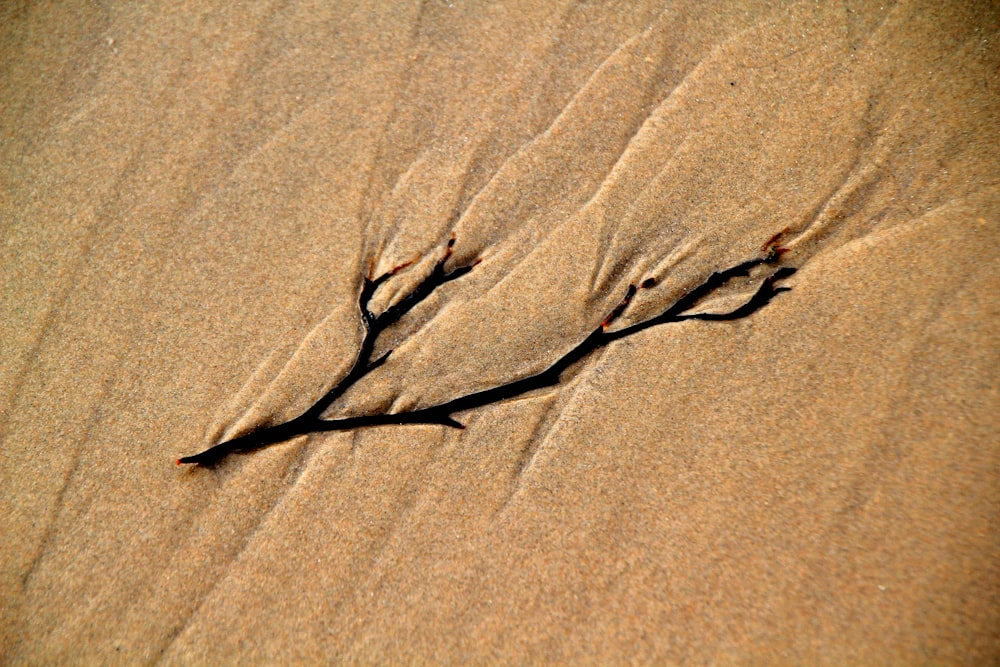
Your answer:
(2, 1), (999, 663)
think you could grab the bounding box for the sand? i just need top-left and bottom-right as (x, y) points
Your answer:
(2, 0), (998, 663)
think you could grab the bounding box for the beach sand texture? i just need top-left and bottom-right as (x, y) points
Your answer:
(2, 0), (999, 663)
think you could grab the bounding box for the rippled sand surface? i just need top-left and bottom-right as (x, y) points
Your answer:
(2, 1), (998, 663)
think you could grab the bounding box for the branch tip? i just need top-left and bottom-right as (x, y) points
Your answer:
(602, 283), (638, 328)
(390, 259), (416, 275)
(442, 416), (465, 429)
(762, 227), (792, 252)
(371, 349), (392, 369)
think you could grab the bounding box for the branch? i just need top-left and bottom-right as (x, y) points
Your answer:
(178, 238), (470, 466)
(178, 244), (795, 467)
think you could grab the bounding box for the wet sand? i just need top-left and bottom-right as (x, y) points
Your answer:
(2, 1), (998, 663)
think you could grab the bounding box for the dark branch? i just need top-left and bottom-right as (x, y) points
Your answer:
(178, 244), (795, 467)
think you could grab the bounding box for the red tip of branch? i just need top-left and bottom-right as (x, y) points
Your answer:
(602, 284), (638, 328)
(761, 227), (793, 252)
(176, 459), (183, 466)
(391, 259), (416, 275)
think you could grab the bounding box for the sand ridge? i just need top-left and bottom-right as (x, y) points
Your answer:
(1, 0), (998, 663)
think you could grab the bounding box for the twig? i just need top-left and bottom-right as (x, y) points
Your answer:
(178, 243), (795, 466)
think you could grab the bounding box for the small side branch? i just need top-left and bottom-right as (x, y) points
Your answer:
(179, 245), (795, 467)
